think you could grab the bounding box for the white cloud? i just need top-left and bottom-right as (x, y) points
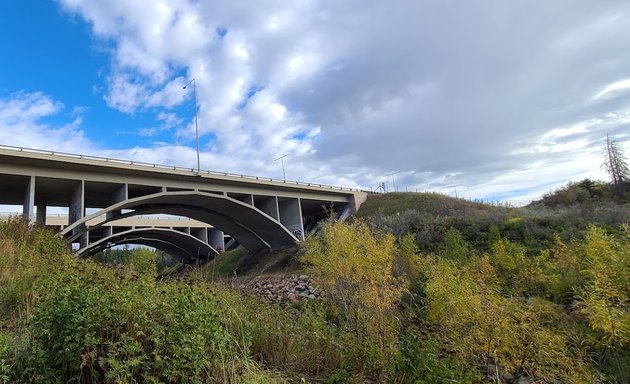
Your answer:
(42, 1), (630, 203)
(0, 92), (92, 152)
(593, 79), (630, 100)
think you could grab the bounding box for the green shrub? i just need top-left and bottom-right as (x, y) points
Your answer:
(579, 226), (630, 382)
(10, 259), (238, 383)
(398, 330), (482, 383)
(423, 256), (600, 382)
(439, 228), (470, 264)
(0, 218), (71, 320)
(301, 219), (405, 381)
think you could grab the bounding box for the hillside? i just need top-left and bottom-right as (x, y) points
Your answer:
(360, 187), (630, 254)
(355, 191), (504, 219)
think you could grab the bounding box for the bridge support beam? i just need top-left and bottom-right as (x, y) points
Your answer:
(22, 176), (35, 223)
(209, 228), (224, 251)
(69, 180), (87, 247)
(106, 184), (128, 221)
(191, 227), (208, 242)
(36, 203), (47, 225)
(279, 197), (304, 241)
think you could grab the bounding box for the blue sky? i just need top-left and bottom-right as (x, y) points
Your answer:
(0, 0), (190, 149)
(1, 1), (630, 203)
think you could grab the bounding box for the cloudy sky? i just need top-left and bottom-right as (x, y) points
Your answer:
(1, 1), (630, 203)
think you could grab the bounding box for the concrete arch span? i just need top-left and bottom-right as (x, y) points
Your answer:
(79, 228), (218, 263)
(62, 191), (299, 254)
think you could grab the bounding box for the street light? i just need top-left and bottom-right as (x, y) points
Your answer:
(385, 171), (401, 192)
(445, 184), (463, 198)
(274, 153), (290, 181)
(183, 78), (200, 173)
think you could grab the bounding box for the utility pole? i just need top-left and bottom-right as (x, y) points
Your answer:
(445, 184), (463, 198)
(274, 154), (290, 181)
(183, 78), (200, 173)
(385, 171), (401, 192)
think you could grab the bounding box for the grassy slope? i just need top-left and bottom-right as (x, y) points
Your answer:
(355, 192), (504, 219)
(197, 246), (302, 278)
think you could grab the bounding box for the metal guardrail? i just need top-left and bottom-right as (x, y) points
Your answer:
(0, 144), (367, 193)
(0, 212), (199, 221)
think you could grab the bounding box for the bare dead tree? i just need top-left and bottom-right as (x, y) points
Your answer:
(602, 134), (629, 197)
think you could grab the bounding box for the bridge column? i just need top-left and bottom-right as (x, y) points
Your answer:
(69, 180), (87, 247)
(279, 197), (304, 241)
(208, 229), (224, 251)
(106, 184), (128, 221)
(36, 204), (47, 225)
(191, 227), (207, 242)
(22, 176), (35, 223)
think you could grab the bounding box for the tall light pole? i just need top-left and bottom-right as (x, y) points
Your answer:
(183, 78), (200, 173)
(445, 184), (463, 198)
(274, 153), (290, 181)
(385, 171), (401, 192)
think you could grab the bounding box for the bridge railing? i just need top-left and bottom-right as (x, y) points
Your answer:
(0, 212), (205, 221)
(0, 144), (367, 192)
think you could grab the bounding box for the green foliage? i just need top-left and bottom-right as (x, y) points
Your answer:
(579, 226), (630, 382)
(538, 178), (614, 207)
(487, 224), (501, 247)
(423, 255), (600, 383)
(0, 332), (11, 384)
(580, 226), (630, 345)
(302, 219), (405, 381)
(201, 247), (249, 278)
(216, 290), (346, 380)
(398, 330), (482, 383)
(0, 217), (72, 320)
(13, 261), (237, 383)
(0, 220), (289, 383)
(486, 238), (555, 296)
(96, 247), (178, 274)
(363, 190), (630, 258)
(439, 228), (470, 263)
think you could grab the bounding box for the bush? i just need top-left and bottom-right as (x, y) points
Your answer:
(423, 256), (599, 382)
(301, 219), (405, 381)
(0, 218), (71, 320)
(579, 226), (630, 381)
(13, 257), (238, 383)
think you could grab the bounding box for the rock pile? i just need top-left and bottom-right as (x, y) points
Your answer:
(237, 274), (322, 303)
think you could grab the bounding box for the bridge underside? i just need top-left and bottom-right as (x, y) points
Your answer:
(63, 191), (301, 258)
(79, 228), (219, 263)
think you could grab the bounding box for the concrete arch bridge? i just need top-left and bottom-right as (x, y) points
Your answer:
(0, 145), (367, 264)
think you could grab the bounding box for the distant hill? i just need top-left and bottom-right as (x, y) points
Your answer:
(355, 191), (503, 219)
(356, 187), (629, 255)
